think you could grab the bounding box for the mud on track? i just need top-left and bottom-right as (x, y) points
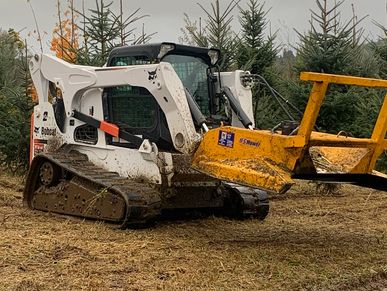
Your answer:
(0, 174), (386, 290)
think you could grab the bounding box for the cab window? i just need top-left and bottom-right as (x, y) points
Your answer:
(162, 54), (210, 116)
(108, 56), (157, 130)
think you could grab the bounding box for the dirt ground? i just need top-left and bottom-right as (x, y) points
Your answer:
(0, 174), (386, 291)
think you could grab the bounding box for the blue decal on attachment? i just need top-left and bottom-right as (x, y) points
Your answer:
(218, 130), (235, 148)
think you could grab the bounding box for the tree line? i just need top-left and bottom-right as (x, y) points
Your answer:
(0, 0), (385, 173)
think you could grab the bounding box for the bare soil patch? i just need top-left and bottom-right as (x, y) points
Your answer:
(0, 173), (386, 290)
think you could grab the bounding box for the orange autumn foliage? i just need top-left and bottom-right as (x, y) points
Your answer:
(50, 9), (79, 63)
(27, 84), (38, 102)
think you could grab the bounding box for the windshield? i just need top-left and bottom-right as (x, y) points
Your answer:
(162, 54), (210, 116)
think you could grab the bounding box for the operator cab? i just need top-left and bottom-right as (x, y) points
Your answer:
(104, 42), (225, 150)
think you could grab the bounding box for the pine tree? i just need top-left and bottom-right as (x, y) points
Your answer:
(74, 0), (154, 66)
(0, 31), (34, 173)
(180, 0), (240, 71)
(295, 0), (361, 75)
(236, 0), (280, 128)
(236, 0), (277, 75)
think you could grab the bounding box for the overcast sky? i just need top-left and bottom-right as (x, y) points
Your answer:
(0, 0), (385, 54)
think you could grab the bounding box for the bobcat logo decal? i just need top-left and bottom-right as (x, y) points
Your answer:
(148, 69), (158, 81)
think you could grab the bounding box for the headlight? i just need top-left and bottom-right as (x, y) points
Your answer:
(208, 49), (220, 65)
(158, 43), (175, 59)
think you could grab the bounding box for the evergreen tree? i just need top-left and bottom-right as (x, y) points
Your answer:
(288, 1), (371, 130)
(236, 0), (281, 128)
(236, 0), (277, 75)
(295, 0), (363, 75)
(75, 0), (153, 66)
(369, 22), (387, 79)
(76, 0), (121, 65)
(0, 30), (34, 173)
(285, 0), (386, 171)
(180, 0), (240, 71)
(0, 30), (22, 90)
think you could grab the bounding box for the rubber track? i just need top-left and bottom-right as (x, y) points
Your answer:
(24, 150), (161, 228)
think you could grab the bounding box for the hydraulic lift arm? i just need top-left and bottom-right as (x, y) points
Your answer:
(192, 72), (387, 193)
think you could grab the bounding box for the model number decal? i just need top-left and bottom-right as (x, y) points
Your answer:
(218, 131), (235, 148)
(239, 138), (260, 148)
(41, 127), (57, 136)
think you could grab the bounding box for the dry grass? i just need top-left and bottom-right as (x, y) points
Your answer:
(0, 173), (386, 291)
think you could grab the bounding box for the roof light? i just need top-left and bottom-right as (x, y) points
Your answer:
(158, 43), (176, 59)
(208, 49), (220, 65)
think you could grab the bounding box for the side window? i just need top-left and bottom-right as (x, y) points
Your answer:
(108, 56), (157, 130)
(111, 56), (150, 66)
(108, 86), (157, 129)
(162, 54), (210, 116)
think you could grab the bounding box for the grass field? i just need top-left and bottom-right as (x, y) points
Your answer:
(0, 174), (386, 290)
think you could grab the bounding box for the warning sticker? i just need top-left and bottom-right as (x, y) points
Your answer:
(33, 139), (47, 156)
(218, 131), (235, 148)
(33, 143), (45, 155)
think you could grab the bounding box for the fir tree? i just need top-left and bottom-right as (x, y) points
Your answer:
(0, 31), (34, 173)
(236, 0), (280, 128)
(76, 0), (121, 65)
(180, 0), (240, 71)
(236, 0), (277, 75)
(75, 0), (153, 66)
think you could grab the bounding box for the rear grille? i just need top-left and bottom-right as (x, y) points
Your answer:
(74, 125), (98, 144)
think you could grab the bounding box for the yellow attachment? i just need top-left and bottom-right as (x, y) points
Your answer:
(192, 72), (387, 193)
(192, 127), (299, 193)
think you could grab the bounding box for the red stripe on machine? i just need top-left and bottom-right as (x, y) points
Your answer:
(29, 113), (34, 165)
(100, 121), (119, 137)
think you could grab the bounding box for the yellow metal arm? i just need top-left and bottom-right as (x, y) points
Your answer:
(192, 72), (387, 193)
(300, 72), (387, 88)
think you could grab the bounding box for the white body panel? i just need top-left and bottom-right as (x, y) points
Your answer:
(30, 54), (254, 185)
(76, 146), (162, 184)
(31, 101), (163, 184)
(29, 54), (200, 155)
(220, 71), (255, 128)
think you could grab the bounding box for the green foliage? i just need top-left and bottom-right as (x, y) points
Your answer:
(236, 0), (279, 128)
(0, 30), (34, 173)
(286, 0), (386, 171)
(0, 31), (22, 90)
(180, 0), (239, 71)
(295, 0), (360, 75)
(78, 1), (119, 65)
(75, 0), (153, 66)
(288, 0), (376, 133)
(0, 88), (34, 173)
(369, 29), (387, 79)
(236, 0), (277, 75)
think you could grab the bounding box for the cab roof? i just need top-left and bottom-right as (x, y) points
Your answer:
(107, 42), (220, 66)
